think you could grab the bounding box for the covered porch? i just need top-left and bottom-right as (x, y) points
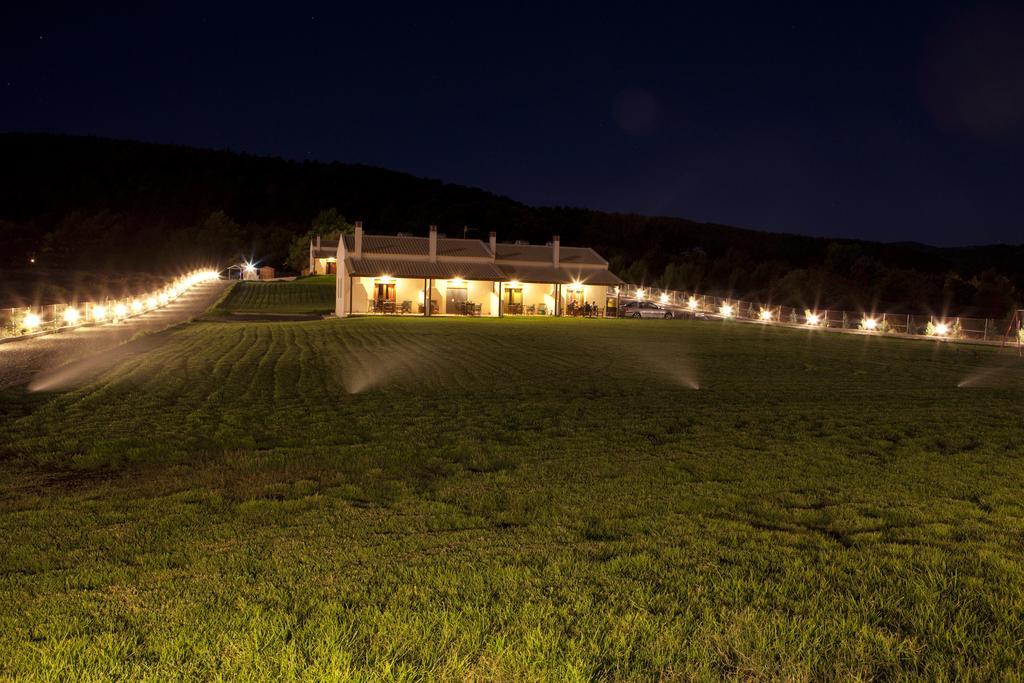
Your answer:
(496, 267), (623, 318)
(341, 259), (508, 317)
(347, 275), (501, 316)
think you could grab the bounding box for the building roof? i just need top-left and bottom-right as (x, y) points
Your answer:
(345, 258), (507, 281)
(342, 234), (492, 259)
(494, 243), (607, 266)
(497, 265), (624, 286)
(345, 258), (623, 286)
(333, 230), (621, 285)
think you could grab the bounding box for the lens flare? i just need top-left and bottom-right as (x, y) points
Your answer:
(114, 303), (128, 317)
(806, 313), (820, 326)
(63, 307), (80, 324)
(934, 322), (949, 336)
(92, 305), (107, 321)
(862, 317), (878, 331)
(759, 309), (773, 321)
(720, 303), (733, 318)
(687, 296), (698, 310)
(23, 312), (41, 330)
(659, 293), (669, 304)
(131, 299), (143, 314)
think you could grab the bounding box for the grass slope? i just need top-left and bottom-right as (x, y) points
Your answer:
(213, 277), (335, 314)
(2, 317), (1024, 679)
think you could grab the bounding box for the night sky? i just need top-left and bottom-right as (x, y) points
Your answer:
(3, 2), (1023, 246)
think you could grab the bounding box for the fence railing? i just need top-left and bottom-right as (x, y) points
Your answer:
(0, 270), (221, 341)
(622, 286), (1020, 344)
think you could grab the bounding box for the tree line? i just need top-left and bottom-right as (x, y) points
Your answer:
(1, 133), (1021, 317)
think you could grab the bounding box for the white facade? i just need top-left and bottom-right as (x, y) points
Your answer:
(334, 224), (623, 318)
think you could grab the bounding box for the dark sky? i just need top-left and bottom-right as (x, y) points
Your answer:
(3, 2), (1023, 246)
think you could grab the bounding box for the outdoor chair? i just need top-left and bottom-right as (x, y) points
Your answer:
(400, 300), (412, 314)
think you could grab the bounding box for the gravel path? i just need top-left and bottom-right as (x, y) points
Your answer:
(0, 280), (230, 391)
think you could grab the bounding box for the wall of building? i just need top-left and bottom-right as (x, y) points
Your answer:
(564, 284), (616, 315)
(336, 271), (615, 318)
(313, 258), (337, 275)
(433, 279), (497, 316)
(501, 282), (555, 315)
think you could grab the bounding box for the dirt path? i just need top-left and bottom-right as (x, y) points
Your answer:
(0, 280), (230, 391)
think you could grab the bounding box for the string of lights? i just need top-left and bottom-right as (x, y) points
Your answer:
(3, 270), (221, 339)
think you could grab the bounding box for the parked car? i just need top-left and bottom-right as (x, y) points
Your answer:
(620, 300), (673, 319)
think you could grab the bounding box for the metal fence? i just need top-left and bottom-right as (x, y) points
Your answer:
(622, 286), (1020, 345)
(0, 269), (221, 341)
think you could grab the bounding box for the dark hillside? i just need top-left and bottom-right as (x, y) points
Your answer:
(1, 133), (1020, 316)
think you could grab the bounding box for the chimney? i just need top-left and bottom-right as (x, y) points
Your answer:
(552, 235), (560, 268)
(429, 225), (438, 262)
(354, 221), (363, 258)
(489, 231), (497, 259)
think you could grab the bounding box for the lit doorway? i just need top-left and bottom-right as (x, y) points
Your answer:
(374, 281), (396, 313)
(446, 283), (468, 314)
(504, 287), (523, 314)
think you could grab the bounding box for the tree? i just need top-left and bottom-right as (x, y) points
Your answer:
(193, 210), (244, 264)
(286, 209), (354, 273)
(312, 208), (353, 236)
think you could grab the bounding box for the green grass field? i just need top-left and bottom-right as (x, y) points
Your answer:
(2, 317), (1024, 679)
(213, 277), (335, 314)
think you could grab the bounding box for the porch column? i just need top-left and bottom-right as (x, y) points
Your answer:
(423, 278), (429, 316)
(348, 275), (354, 315)
(498, 281), (503, 318)
(426, 278), (432, 316)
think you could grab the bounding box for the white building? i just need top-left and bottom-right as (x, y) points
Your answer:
(332, 223), (624, 317)
(309, 236), (340, 275)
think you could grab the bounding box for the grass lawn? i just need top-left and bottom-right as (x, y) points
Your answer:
(2, 317), (1024, 679)
(213, 277), (335, 314)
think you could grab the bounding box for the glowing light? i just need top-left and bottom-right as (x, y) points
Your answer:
(63, 307), (80, 324)
(378, 275), (394, 283)
(570, 280), (583, 292)
(759, 309), (773, 321)
(862, 317), (878, 331)
(243, 262), (256, 274)
(659, 293), (669, 304)
(934, 322), (950, 336)
(687, 296), (698, 310)
(158, 292), (169, 305)
(806, 313), (820, 326)
(449, 278), (465, 287)
(131, 299), (143, 314)
(114, 303), (128, 317)
(506, 280), (521, 288)
(92, 305), (107, 321)
(146, 296), (157, 309)
(636, 288), (645, 299)
(720, 303), (734, 318)
(23, 312), (41, 330)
